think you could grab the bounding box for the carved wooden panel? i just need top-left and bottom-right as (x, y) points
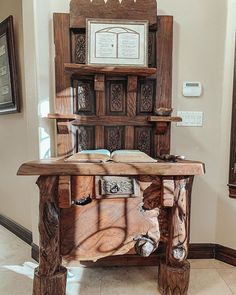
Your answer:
(106, 80), (126, 115)
(137, 79), (155, 115)
(70, 0), (157, 28)
(76, 126), (95, 152)
(134, 127), (153, 156)
(71, 31), (86, 64)
(148, 31), (156, 67)
(72, 79), (95, 115)
(104, 126), (125, 152)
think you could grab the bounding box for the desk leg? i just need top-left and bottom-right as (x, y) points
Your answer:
(158, 176), (193, 295)
(33, 176), (67, 295)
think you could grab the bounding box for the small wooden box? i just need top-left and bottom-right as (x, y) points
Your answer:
(95, 176), (140, 199)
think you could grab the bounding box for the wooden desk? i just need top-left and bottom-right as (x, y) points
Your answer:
(18, 159), (204, 295)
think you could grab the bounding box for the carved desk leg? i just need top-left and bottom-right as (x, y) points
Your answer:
(33, 176), (67, 295)
(158, 176), (194, 295)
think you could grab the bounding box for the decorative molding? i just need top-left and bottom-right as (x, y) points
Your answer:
(72, 79), (95, 114)
(137, 80), (155, 115)
(215, 244), (236, 266)
(106, 81), (126, 115)
(135, 127), (152, 156)
(76, 126), (95, 151)
(72, 33), (86, 64)
(104, 126), (125, 152)
(0, 214), (32, 245)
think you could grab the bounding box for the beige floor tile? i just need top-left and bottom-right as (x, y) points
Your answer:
(188, 269), (233, 295)
(100, 266), (159, 295)
(1, 225), (236, 295)
(189, 259), (234, 270)
(217, 268), (236, 294)
(0, 226), (32, 265)
(0, 269), (33, 295)
(66, 267), (102, 295)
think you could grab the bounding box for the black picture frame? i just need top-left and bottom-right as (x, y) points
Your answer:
(0, 15), (20, 114)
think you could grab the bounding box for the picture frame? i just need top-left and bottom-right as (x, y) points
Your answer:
(0, 16), (20, 114)
(87, 19), (149, 67)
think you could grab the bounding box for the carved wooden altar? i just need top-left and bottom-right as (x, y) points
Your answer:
(17, 1), (205, 294)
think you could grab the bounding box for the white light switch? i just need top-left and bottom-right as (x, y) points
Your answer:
(177, 111), (203, 127)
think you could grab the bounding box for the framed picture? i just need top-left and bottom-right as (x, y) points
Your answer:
(87, 19), (149, 67)
(0, 16), (20, 114)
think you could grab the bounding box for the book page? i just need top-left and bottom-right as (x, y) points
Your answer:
(111, 150), (157, 163)
(65, 149), (111, 162)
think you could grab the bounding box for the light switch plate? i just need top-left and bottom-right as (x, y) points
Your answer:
(177, 111), (203, 127)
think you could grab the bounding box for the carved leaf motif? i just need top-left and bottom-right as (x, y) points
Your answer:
(110, 84), (123, 112)
(74, 34), (86, 64)
(77, 83), (91, 111)
(77, 127), (94, 151)
(105, 127), (124, 152)
(135, 128), (151, 155)
(140, 84), (153, 112)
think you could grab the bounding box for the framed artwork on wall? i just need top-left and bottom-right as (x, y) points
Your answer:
(0, 15), (20, 114)
(87, 19), (149, 67)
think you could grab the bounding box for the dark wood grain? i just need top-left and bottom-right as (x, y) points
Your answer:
(58, 176), (71, 208)
(54, 14), (71, 114)
(33, 176), (67, 295)
(167, 177), (193, 267)
(17, 160), (205, 176)
(156, 16), (173, 156)
(70, 0), (157, 28)
(54, 13), (74, 157)
(215, 244), (236, 267)
(158, 260), (190, 295)
(127, 76), (137, 117)
(71, 115), (151, 126)
(65, 63), (157, 77)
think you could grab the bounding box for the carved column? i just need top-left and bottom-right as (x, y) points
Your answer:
(33, 176), (67, 295)
(158, 176), (194, 295)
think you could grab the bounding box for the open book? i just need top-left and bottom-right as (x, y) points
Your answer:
(65, 149), (157, 163)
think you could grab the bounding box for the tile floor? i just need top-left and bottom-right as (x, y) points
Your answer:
(0, 225), (236, 295)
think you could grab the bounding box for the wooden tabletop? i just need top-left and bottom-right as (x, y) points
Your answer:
(17, 158), (205, 176)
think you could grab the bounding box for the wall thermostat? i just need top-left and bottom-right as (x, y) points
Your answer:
(183, 82), (202, 97)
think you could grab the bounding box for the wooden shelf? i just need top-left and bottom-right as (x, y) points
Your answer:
(48, 113), (79, 120)
(64, 63), (157, 77)
(148, 116), (182, 122)
(48, 113), (182, 125)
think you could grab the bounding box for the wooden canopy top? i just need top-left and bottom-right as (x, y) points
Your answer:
(70, 0), (158, 28)
(17, 159), (205, 176)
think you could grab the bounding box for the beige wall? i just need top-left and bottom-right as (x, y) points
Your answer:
(0, 0), (39, 230)
(158, 0), (228, 244)
(1, 0), (236, 250)
(216, 0), (236, 248)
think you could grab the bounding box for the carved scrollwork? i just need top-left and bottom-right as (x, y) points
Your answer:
(135, 127), (152, 155)
(77, 83), (91, 111)
(77, 126), (94, 151)
(105, 126), (124, 152)
(140, 84), (153, 112)
(167, 177), (191, 266)
(111, 84), (123, 112)
(74, 34), (86, 64)
(73, 80), (95, 114)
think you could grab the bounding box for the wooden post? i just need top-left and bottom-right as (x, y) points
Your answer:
(158, 176), (194, 295)
(33, 176), (67, 295)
